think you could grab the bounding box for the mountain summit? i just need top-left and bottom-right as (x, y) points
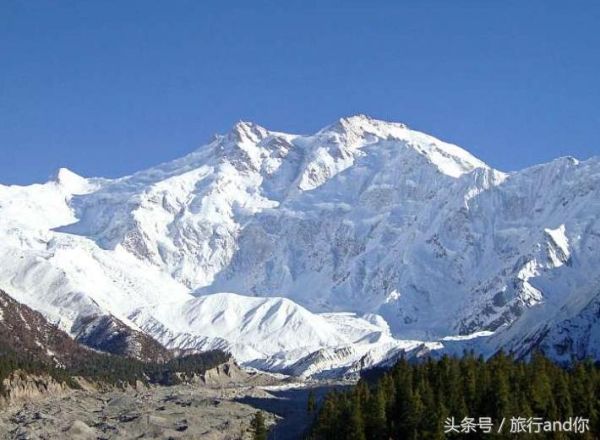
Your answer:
(0, 116), (598, 376)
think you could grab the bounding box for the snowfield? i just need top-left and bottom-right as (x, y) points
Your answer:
(0, 115), (598, 376)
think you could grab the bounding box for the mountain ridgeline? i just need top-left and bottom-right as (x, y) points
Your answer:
(0, 115), (599, 376)
(0, 289), (229, 395)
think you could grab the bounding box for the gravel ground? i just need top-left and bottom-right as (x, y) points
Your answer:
(0, 383), (278, 440)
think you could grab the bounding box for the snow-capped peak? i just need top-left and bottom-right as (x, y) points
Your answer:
(289, 115), (488, 192)
(228, 120), (270, 145)
(0, 116), (599, 377)
(321, 114), (408, 135)
(51, 167), (95, 195)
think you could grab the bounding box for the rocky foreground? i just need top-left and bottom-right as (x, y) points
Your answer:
(0, 361), (291, 440)
(1, 383), (279, 440)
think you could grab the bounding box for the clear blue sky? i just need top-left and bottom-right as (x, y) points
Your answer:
(1, 1), (599, 184)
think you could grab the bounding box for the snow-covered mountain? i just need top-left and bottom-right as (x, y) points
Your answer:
(1, 115), (598, 376)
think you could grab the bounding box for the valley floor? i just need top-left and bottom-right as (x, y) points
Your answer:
(237, 384), (350, 440)
(0, 382), (279, 440)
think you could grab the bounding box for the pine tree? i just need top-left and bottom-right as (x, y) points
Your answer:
(365, 383), (387, 440)
(408, 389), (425, 440)
(250, 411), (268, 440)
(314, 394), (339, 439)
(529, 352), (554, 417)
(334, 394), (366, 440)
(307, 389), (317, 414)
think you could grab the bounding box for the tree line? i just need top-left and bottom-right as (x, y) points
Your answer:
(0, 344), (79, 395)
(309, 352), (599, 439)
(0, 339), (230, 395)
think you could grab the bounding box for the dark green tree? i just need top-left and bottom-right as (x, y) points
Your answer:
(250, 411), (268, 440)
(309, 353), (600, 440)
(365, 383), (387, 440)
(307, 389), (317, 413)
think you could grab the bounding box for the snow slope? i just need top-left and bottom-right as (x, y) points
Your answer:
(128, 292), (427, 377)
(0, 115), (599, 375)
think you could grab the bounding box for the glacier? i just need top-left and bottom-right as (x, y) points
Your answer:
(0, 115), (598, 377)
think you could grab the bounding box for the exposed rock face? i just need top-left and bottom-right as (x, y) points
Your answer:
(0, 371), (69, 408)
(0, 289), (86, 367)
(0, 288), (173, 365)
(201, 358), (249, 386)
(73, 314), (172, 363)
